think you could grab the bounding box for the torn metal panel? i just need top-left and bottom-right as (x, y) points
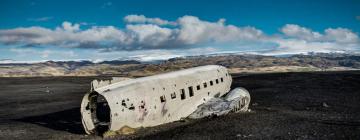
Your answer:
(91, 77), (132, 91)
(188, 87), (251, 119)
(80, 65), (250, 135)
(80, 93), (95, 134)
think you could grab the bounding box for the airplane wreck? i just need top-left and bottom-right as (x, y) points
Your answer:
(80, 65), (251, 135)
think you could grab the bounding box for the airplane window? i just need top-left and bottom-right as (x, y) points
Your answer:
(180, 89), (186, 100)
(196, 85), (201, 90)
(171, 92), (176, 99)
(188, 86), (194, 97)
(221, 77), (224, 82)
(226, 73), (228, 77)
(210, 81), (213, 86)
(216, 79), (219, 84)
(203, 82), (207, 88)
(160, 95), (166, 102)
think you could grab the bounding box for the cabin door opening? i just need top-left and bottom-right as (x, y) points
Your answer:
(89, 92), (111, 135)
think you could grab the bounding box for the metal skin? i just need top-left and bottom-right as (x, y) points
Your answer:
(80, 65), (250, 134)
(188, 87), (251, 119)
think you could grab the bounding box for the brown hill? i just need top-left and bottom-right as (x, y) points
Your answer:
(1, 53), (360, 77)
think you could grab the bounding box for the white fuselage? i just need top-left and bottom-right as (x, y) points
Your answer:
(81, 65), (232, 133)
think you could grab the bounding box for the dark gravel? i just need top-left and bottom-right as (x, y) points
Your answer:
(0, 71), (359, 140)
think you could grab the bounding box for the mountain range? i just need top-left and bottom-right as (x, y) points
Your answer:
(1, 53), (360, 77)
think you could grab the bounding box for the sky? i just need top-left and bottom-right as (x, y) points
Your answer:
(0, 0), (359, 62)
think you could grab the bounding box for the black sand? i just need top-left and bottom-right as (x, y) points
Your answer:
(0, 71), (359, 139)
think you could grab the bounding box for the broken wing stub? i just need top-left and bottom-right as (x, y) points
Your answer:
(188, 87), (251, 119)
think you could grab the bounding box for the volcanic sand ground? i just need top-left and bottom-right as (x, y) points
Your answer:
(0, 71), (359, 139)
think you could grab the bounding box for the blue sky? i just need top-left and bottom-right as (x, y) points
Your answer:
(0, 0), (359, 62)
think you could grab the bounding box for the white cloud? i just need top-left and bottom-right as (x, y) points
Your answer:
(281, 24), (322, 41)
(269, 24), (360, 54)
(60, 21), (80, 32)
(177, 16), (264, 44)
(0, 23), (128, 48)
(124, 14), (177, 26)
(28, 17), (53, 22)
(0, 16), (268, 50)
(273, 24), (360, 54)
(126, 24), (176, 48)
(0, 15), (359, 55)
(324, 28), (359, 43)
(79, 22), (96, 26)
(272, 39), (337, 54)
(280, 24), (359, 44)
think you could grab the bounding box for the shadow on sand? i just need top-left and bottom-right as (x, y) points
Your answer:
(15, 107), (86, 134)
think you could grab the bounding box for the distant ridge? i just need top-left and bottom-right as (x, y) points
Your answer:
(1, 53), (360, 77)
